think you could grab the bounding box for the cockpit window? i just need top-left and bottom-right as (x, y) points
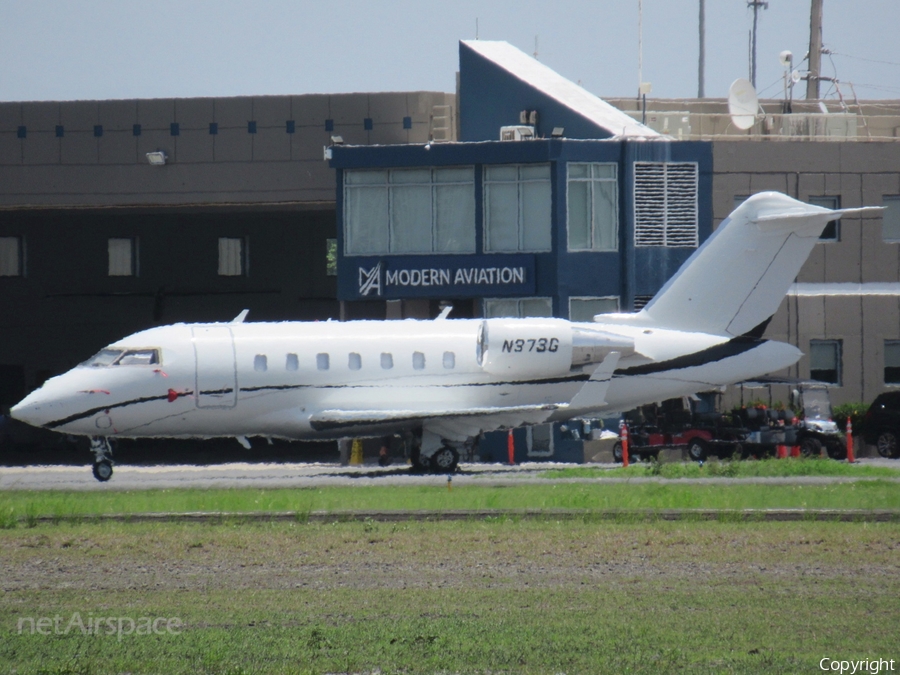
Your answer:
(81, 349), (124, 367)
(79, 348), (160, 367)
(116, 349), (160, 366)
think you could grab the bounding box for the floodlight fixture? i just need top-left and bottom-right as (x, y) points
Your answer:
(550, 127), (565, 138)
(330, 135), (344, 145)
(145, 151), (167, 166)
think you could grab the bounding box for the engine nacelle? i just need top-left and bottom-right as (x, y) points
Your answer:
(479, 318), (573, 378)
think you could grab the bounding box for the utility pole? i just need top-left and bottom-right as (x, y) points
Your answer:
(806, 0), (824, 99)
(747, 0), (769, 88)
(698, 0), (705, 98)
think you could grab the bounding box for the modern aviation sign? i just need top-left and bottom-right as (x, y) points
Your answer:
(343, 255), (536, 300)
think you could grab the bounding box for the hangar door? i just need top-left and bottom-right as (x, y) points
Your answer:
(192, 326), (238, 408)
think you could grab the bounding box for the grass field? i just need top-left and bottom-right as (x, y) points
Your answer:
(2, 518), (898, 674)
(1, 479), (900, 526)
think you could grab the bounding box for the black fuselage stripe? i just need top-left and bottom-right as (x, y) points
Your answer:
(613, 336), (764, 376)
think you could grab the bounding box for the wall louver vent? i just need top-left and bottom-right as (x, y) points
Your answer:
(633, 162), (698, 247)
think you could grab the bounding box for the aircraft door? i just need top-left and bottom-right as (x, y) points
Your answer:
(192, 325), (238, 408)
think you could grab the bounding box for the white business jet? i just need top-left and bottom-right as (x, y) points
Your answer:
(11, 193), (879, 480)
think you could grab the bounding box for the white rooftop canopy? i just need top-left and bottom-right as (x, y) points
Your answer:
(462, 40), (660, 139)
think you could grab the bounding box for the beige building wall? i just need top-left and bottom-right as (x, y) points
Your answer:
(712, 140), (900, 407)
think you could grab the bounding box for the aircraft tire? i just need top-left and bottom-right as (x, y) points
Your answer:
(431, 446), (459, 473)
(92, 460), (113, 482)
(687, 439), (708, 462)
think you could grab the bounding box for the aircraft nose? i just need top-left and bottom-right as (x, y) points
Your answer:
(10, 389), (60, 428)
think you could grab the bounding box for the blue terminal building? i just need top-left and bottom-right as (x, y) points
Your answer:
(330, 40), (713, 321)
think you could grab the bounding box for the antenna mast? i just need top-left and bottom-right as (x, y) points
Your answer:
(747, 0), (768, 88)
(698, 0), (705, 98)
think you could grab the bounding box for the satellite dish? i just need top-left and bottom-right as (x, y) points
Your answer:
(728, 78), (759, 130)
(791, 69), (802, 84)
(779, 50), (793, 67)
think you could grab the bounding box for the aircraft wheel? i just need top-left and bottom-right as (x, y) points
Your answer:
(92, 459), (113, 482)
(687, 439), (708, 462)
(431, 446), (459, 473)
(799, 437), (823, 458)
(876, 431), (899, 458)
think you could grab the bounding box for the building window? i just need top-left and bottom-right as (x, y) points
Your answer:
(412, 351), (426, 370)
(108, 237), (138, 277)
(0, 237), (23, 277)
(218, 237), (247, 276)
(326, 238), (337, 276)
(883, 196), (900, 242)
(286, 353), (299, 371)
(885, 341), (900, 385)
(316, 353), (330, 370)
(809, 196), (840, 241)
(344, 167), (475, 255)
(569, 296), (619, 322)
(810, 339), (841, 385)
(567, 163), (618, 251)
(253, 355), (267, 372)
(634, 162), (698, 247)
(483, 297), (553, 318)
(348, 352), (362, 370)
(484, 164), (551, 252)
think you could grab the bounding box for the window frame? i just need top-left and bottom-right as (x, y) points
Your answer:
(882, 195), (900, 243)
(568, 296), (620, 322)
(483, 297), (553, 318)
(218, 237), (248, 277)
(108, 236), (139, 277)
(884, 340), (900, 386)
(808, 195), (840, 242)
(0, 236), (24, 277)
(566, 163), (619, 252)
(483, 163), (552, 253)
(809, 338), (842, 386)
(343, 166), (476, 256)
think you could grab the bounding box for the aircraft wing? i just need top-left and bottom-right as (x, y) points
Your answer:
(309, 403), (566, 435)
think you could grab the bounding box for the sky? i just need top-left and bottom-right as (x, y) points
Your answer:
(1, 0), (898, 103)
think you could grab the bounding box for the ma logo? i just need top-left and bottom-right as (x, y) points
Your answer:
(358, 262), (382, 297)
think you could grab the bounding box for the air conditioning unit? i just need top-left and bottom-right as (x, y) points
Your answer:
(500, 125), (535, 141)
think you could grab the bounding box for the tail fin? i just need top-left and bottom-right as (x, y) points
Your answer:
(636, 192), (880, 337)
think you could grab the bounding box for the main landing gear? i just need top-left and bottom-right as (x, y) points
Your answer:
(90, 437), (114, 482)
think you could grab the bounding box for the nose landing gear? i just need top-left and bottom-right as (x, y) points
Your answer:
(90, 437), (114, 482)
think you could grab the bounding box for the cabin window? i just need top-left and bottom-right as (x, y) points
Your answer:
(254, 355), (267, 372)
(381, 353), (393, 369)
(108, 237), (138, 276)
(286, 353), (299, 371)
(484, 164), (551, 252)
(569, 296), (619, 322)
(343, 167), (475, 255)
(218, 237), (248, 276)
(810, 339), (842, 385)
(567, 163), (618, 251)
(412, 351), (426, 370)
(809, 196), (840, 241)
(882, 196), (900, 241)
(0, 236), (23, 277)
(316, 353), (330, 370)
(349, 352), (362, 370)
(443, 351), (455, 369)
(483, 297), (553, 318)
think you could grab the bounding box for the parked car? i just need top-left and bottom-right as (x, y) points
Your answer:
(863, 392), (900, 458)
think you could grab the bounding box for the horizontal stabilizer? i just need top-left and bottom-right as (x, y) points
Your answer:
(635, 193), (882, 337)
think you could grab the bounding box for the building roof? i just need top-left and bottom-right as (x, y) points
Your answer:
(460, 40), (659, 139)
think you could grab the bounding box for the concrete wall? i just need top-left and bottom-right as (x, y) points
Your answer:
(713, 141), (900, 406)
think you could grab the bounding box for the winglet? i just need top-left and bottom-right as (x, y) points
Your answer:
(231, 309), (250, 324)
